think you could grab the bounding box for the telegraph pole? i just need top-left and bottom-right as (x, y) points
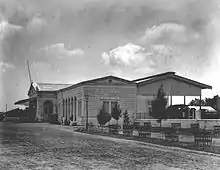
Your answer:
(27, 60), (33, 84)
(5, 104), (7, 112)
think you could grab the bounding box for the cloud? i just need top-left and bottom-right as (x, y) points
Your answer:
(0, 61), (14, 72)
(102, 43), (153, 67)
(101, 22), (197, 74)
(101, 42), (181, 75)
(39, 43), (85, 59)
(141, 22), (195, 45)
(0, 16), (23, 40)
(26, 13), (47, 33)
(134, 67), (155, 74)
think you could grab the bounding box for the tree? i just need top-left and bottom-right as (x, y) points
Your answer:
(111, 103), (122, 125)
(97, 105), (111, 132)
(188, 98), (206, 106)
(205, 95), (219, 110)
(189, 95), (219, 109)
(151, 85), (168, 128)
(123, 109), (130, 125)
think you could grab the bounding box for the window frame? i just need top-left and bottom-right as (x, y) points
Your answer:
(102, 100), (119, 114)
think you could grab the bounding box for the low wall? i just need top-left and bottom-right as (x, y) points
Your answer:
(136, 119), (220, 129)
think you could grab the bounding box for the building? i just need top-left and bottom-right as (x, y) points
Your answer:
(15, 71), (212, 125)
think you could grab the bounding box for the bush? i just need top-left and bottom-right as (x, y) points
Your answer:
(123, 110), (130, 125)
(49, 113), (59, 124)
(97, 106), (111, 127)
(111, 104), (122, 124)
(152, 85), (168, 127)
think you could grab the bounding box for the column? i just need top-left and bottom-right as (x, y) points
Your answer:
(53, 102), (56, 114)
(170, 95), (172, 106)
(36, 98), (43, 121)
(199, 94), (202, 119)
(183, 96), (186, 105)
(74, 97), (77, 121)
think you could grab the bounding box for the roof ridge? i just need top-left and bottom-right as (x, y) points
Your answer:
(36, 82), (73, 85)
(60, 75), (135, 92)
(132, 71), (175, 82)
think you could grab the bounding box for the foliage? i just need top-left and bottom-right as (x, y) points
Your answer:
(189, 95), (219, 109)
(151, 85), (168, 127)
(188, 98), (206, 106)
(49, 113), (59, 124)
(97, 105), (111, 126)
(111, 104), (122, 122)
(123, 110), (130, 125)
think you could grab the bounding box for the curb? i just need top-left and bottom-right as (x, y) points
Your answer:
(51, 125), (220, 158)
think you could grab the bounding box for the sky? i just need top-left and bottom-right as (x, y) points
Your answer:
(0, 0), (220, 111)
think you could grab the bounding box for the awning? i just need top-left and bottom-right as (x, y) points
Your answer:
(14, 97), (37, 106)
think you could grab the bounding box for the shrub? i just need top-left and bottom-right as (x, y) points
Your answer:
(49, 113), (59, 124)
(111, 104), (122, 124)
(123, 110), (130, 125)
(152, 85), (168, 128)
(97, 105), (111, 129)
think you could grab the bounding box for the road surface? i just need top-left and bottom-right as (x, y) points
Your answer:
(0, 122), (220, 170)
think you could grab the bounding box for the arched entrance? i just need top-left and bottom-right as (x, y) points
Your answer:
(43, 100), (53, 121)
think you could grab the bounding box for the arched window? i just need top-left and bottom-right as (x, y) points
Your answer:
(71, 97), (73, 118)
(74, 96), (77, 121)
(62, 99), (65, 117)
(68, 98), (70, 119)
(65, 99), (68, 118)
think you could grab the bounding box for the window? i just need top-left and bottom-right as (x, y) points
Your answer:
(103, 101), (109, 113)
(68, 98), (71, 118)
(71, 97), (73, 117)
(102, 101), (118, 113)
(62, 100), (65, 117)
(65, 99), (68, 117)
(149, 107), (152, 116)
(74, 96), (77, 121)
(147, 100), (152, 116)
(78, 100), (82, 117)
(111, 101), (118, 112)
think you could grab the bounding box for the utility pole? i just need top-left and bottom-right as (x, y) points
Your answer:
(27, 60), (33, 84)
(5, 104), (7, 112)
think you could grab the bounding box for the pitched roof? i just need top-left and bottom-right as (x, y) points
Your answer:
(133, 72), (175, 83)
(133, 72), (212, 89)
(61, 75), (135, 92)
(33, 83), (72, 91)
(15, 97), (37, 106)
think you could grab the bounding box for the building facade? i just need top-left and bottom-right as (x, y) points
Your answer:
(15, 72), (212, 125)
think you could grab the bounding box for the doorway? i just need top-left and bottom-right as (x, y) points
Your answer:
(43, 100), (53, 121)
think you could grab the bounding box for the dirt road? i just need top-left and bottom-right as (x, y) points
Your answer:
(0, 122), (219, 170)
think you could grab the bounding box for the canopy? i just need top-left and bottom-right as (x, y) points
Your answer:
(14, 97), (37, 106)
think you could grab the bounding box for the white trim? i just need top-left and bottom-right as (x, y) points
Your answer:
(100, 97), (120, 100)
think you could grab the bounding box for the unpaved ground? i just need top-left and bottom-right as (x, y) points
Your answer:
(0, 123), (220, 170)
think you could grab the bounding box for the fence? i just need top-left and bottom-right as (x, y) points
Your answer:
(135, 119), (220, 129)
(87, 123), (214, 147)
(136, 113), (149, 119)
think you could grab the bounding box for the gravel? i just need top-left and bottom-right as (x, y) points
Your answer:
(0, 122), (220, 170)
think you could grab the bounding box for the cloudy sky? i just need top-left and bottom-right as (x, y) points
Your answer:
(0, 0), (220, 111)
